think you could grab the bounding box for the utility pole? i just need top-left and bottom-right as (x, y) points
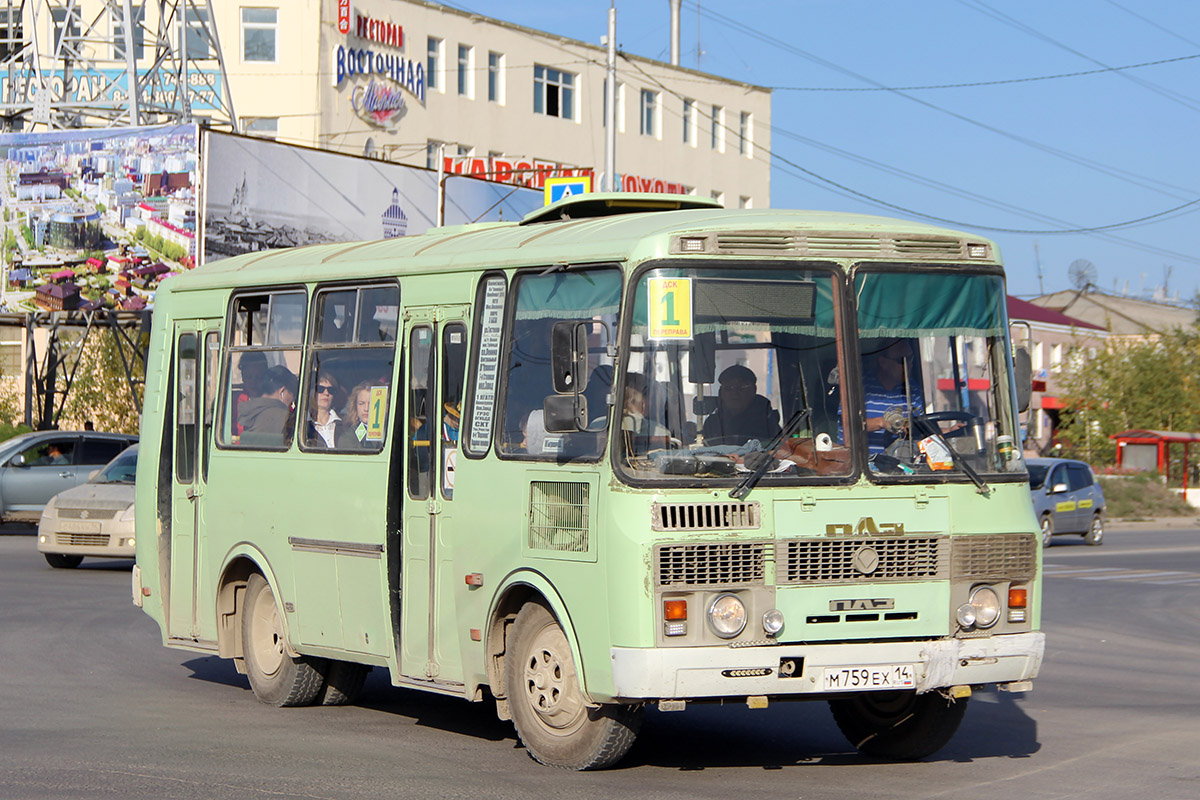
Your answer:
(1034, 242), (1043, 294)
(603, 4), (616, 192)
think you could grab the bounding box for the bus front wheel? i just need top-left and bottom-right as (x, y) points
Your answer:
(505, 602), (642, 770)
(242, 573), (326, 707)
(829, 689), (967, 760)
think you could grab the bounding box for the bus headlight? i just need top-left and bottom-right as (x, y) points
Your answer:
(958, 586), (1002, 630)
(762, 608), (784, 636)
(707, 594), (747, 639)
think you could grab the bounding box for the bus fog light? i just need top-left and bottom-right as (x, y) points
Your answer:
(664, 620), (687, 636)
(707, 594), (747, 639)
(956, 603), (977, 629)
(762, 609), (784, 636)
(969, 586), (1001, 628)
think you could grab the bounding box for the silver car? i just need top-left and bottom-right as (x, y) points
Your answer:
(38, 444), (138, 569)
(1027, 457), (1106, 547)
(0, 431), (138, 523)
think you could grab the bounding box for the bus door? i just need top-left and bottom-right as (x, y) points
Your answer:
(168, 322), (221, 641)
(400, 309), (469, 684)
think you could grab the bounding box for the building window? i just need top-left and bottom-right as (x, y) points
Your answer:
(682, 98), (695, 145)
(711, 190), (725, 206)
(112, 5), (144, 61)
(639, 89), (658, 137)
(0, 10), (23, 61)
(457, 44), (473, 98)
(178, 6), (212, 59)
(1050, 343), (1063, 373)
(739, 111), (753, 157)
(711, 104), (724, 151)
(739, 195), (753, 209)
(534, 64), (575, 120)
(51, 6), (80, 52)
(603, 79), (626, 131)
(245, 118), (278, 139)
(426, 140), (444, 170)
(427, 36), (443, 92)
(241, 8), (277, 63)
(488, 51), (504, 103)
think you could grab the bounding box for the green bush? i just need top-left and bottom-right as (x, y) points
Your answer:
(1099, 473), (1196, 520)
(0, 422), (32, 444)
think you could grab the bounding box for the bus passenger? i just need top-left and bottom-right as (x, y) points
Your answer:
(233, 351), (268, 436)
(239, 366), (297, 443)
(338, 381), (376, 449)
(701, 365), (781, 445)
(621, 373), (668, 437)
(306, 373), (341, 447)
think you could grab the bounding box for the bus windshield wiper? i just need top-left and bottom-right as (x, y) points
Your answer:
(730, 407), (810, 500)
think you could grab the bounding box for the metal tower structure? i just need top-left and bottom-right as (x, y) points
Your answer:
(0, 0), (238, 131)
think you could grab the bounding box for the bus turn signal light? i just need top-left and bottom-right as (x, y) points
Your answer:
(663, 599), (687, 636)
(465, 573), (483, 586)
(1008, 587), (1027, 608)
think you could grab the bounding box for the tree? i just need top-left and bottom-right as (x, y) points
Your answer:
(1057, 329), (1200, 464)
(56, 329), (144, 433)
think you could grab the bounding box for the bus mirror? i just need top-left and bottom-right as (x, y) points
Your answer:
(551, 321), (589, 394)
(544, 394), (587, 432)
(688, 332), (716, 384)
(1013, 346), (1032, 413)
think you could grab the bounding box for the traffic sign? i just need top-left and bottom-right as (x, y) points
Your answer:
(544, 175), (592, 205)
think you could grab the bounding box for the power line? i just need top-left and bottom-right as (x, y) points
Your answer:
(769, 53), (1200, 92)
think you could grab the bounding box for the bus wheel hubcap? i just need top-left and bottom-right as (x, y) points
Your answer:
(523, 626), (583, 730)
(249, 590), (285, 676)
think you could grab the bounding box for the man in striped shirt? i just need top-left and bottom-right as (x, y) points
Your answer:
(860, 339), (925, 454)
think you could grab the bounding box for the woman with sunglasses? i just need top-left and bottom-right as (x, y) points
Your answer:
(307, 373), (341, 447)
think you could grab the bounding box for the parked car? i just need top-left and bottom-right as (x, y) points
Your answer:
(37, 444), (138, 569)
(0, 430), (138, 524)
(1027, 457), (1106, 547)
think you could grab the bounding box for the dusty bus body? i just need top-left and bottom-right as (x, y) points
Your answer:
(134, 195), (1042, 769)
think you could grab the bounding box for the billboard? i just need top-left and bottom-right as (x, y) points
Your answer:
(0, 123), (199, 313)
(202, 131), (541, 263)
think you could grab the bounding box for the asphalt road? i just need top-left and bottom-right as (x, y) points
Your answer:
(1, 522), (1198, 799)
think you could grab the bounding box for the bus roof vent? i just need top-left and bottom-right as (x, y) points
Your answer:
(713, 233), (797, 253)
(520, 192), (721, 225)
(891, 236), (964, 257)
(651, 501), (761, 531)
(804, 234), (883, 255)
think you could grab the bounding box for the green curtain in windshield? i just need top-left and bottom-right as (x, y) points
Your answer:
(513, 269), (621, 320)
(856, 272), (1005, 338)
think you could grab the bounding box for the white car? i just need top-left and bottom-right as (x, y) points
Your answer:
(37, 445), (138, 569)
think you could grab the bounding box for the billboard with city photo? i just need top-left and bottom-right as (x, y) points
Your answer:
(201, 131), (542, 263)
(0, 123), (199, 314)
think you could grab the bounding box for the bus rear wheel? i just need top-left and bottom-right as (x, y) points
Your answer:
(44, 553), (83, 569)
(242, 573), (326, 707)
(829, 689), (968, 760)
(506, 602), (642, 770)
(317, 660), (370, 706)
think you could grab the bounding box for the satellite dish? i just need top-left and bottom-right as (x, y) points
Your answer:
(1069, 259), (1098, 291)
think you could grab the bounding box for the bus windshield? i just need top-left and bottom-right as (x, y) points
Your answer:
(854, 268), (1025, 480)
(618, 264), (852, 483)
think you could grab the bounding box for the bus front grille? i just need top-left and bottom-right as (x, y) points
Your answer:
(655, 542), (769, 588)
(651, 501), (760, 531)
(779, 537), (947, 585)
(951, 534), (1038, 581)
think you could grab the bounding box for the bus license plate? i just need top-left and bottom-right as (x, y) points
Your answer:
(822, 664), (916, 691)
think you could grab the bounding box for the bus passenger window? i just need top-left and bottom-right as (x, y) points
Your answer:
(408, 326), (434, 498)
(441, 323), (467, 499)
(302, 284), (399, 453)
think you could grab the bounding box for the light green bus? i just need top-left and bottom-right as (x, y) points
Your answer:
(134, 194), (1043, 769)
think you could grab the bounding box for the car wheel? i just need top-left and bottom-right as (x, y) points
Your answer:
(1084, 513), (1104, 546)
(44, 553), (83, 569)
(829, 689), (969, 760)
(505, 602), (642, 770)
(241, 573), (326, 707)
(1040, 514), (1054, 548)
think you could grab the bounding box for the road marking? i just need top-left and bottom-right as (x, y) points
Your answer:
(1044, 566), (1200, 584)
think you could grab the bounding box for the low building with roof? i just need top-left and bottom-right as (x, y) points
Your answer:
(1030, 289), (1197, 342)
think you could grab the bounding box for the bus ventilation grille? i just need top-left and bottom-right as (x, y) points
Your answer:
(651, 501), (760, 531)
(528, 481), (590, 553)
(655, 542), (769, 588)
(708, 231), (970, 260)
(950, 534), (1038, 581)
(779, 536), (947, 585)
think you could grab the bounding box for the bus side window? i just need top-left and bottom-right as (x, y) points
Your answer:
(408, 326), (434, 498)
(441, 323), (467, 499)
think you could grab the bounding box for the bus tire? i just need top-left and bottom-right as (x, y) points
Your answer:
(317, 660), (370, 706)
(1040, 514), (1054, 548)
(1083, 513), (1104, 546)
(506, 602), (642, 770)
(45, 553), (83, 569)
(242, 573), (326, 707)
(829, 690), (968, 760)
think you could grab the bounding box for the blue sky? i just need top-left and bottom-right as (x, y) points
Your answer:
(442, 1), (1200, 301)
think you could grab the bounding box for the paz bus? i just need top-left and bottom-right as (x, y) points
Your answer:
(134, 194), (1043, 770)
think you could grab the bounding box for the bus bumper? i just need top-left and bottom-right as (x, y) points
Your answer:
(609, 631), (1044, 700)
